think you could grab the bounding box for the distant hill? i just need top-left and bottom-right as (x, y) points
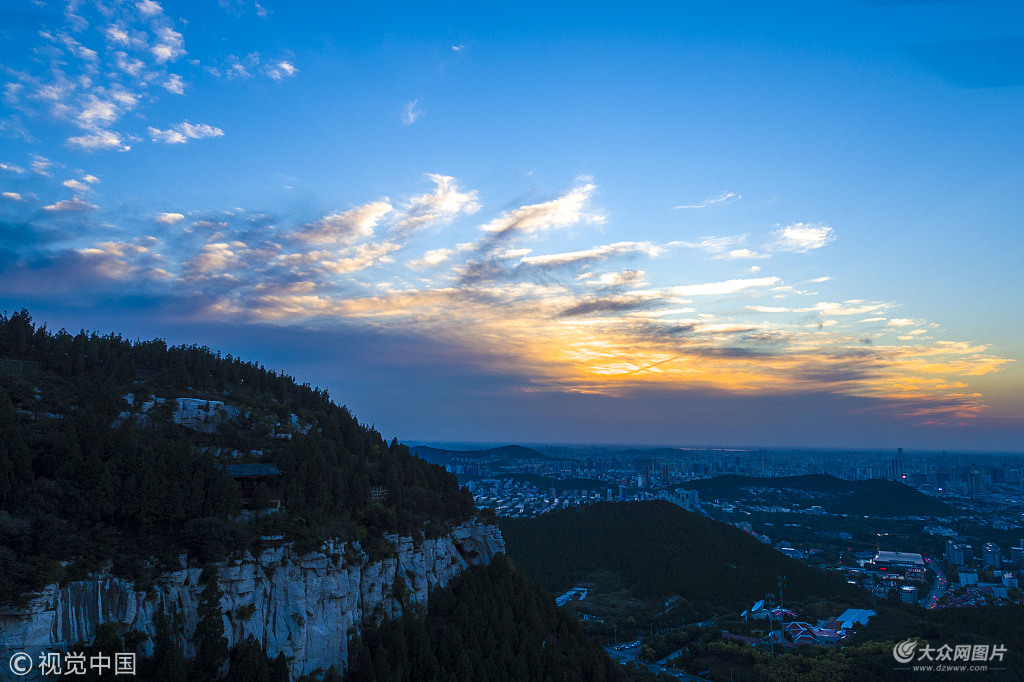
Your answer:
(411, 444), (552, 466)
(456, 472), (612, 495)
(501, 501), (869, 615)
(681, 474), (955, 517)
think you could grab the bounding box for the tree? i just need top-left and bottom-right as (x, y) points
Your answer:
(0, 385), (32, 504)
(193, 568), (229, 682)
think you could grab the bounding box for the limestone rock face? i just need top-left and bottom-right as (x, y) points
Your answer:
(0, 521), (504, 680)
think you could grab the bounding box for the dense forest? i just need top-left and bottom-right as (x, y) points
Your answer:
(344, 555), (642, 682)
(501, 501), (869, 616)
(0, 309), (476, 606)
(682, 474), (955, 517)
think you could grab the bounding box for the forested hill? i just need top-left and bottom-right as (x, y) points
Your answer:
(0, 309), (475, 606)
(681, 473), (955, 517)
(410, 444), (550, 467)
(501, 501), (869, 617)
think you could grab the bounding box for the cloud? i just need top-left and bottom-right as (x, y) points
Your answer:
(162, 74), (185, 94)
(770, 222), (835, 252)
(403, 100), (422, 125)
(151, 26), (186, 63)
(265, 60), (298, 80)
(77, 237), (166, 279)
(479, 182), (604, 240)
(43, 198), (98, 212)
(520, 241), (660, 268)
(7, 173), (1009, 433)
(0, 162), (26, 174)
(407, 248), (457, 269)
(155, 212), (185, 225)
(592, 269), (646, 287)
(30, 155), (53, 176)
(61, 176), (97, 192)
(452, 44), (465, 52)
(148, 122), (225, 144)
(674, 191), (740, 210)
(2, 192), (24, 201)
(393, 174), (479, 235)
(667, 277), (780, 297)
(714, 248), (769, 260)
(66, 130), (131, 151)
(136, 0), (164, 17)
(296, 201), (394, 245)
(747, 305), (790, 313)
(184, 242), (247, 277)
(795, 301), (889, 316)
(559, 295), (653, 317)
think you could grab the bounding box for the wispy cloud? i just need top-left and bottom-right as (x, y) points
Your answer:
(148, 122), (224, 144)
(265, 60), (298, 80)
(403, 100), (422, 125)
(6, 3), (295, 154)
(0, 173), (1010, 427)
(479, 182), (603, 240)
(155, 212), (185, 225)
(162, 74), (185, 94)
(520, 242), (661, 268)
(770, 222), (835, 252)
(393, 174), (479, 236)
(674, 191), (740, 210)
(296, 201), (394, 245)
(667, 277), (780, 297)
(66, 131), (131, 152)
(43, 197), (97, 212)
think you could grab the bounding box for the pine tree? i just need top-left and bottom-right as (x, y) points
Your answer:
(193, 568), (229, 682)
(0, 385), (32, 504)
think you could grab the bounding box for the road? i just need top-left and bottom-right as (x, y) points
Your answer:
(924, 556), (948, 609)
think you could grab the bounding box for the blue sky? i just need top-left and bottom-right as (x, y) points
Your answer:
(1, 1), (1021, 451)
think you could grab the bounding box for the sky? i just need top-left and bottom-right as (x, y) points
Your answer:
(1, 1), (1021, 452)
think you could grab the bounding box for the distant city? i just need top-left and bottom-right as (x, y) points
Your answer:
(412, 442), (1024, 614)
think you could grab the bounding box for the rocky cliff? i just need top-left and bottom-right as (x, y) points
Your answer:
(0, 521), (504, 680)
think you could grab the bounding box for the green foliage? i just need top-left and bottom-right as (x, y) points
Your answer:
(345, 555), (631, 682)
(235, 603), (257, 621)
(193, 568), (229, 682)
(224, 634), (289, 682)
(0, 309), (476, 605)
(685, 473), (955, 517)
(501, 501), (869, 618)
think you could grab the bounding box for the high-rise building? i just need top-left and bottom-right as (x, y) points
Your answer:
(983, 542), (1002, 569)
(1012, 547), (1024, 571)
(945, 540), (972, 566)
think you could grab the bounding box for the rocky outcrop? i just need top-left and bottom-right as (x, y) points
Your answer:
(0, 521), (503, 680)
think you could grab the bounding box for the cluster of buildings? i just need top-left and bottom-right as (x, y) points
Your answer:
(945, 538), (1024, 571)
(465, 475), (700, 519)
(726, 608), (877, 649)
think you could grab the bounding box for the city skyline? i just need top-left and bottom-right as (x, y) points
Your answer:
(1, 1), (1021, 451)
